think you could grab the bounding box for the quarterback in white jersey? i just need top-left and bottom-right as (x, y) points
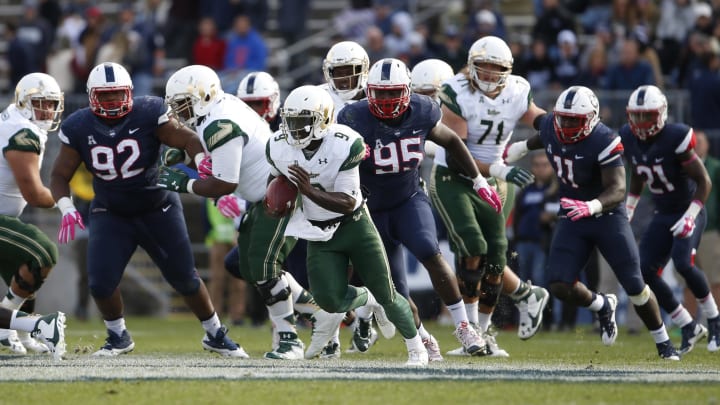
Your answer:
(0, 72), (66, 358)
(431, 36), (550, 357)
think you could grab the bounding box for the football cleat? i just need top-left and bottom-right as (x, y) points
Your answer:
(708, 316), (720, 352)
(17, 330), (50, 353)
(405, 347), (429, 367)
(422, 334), (444, 362)
(94, 329), (135, 357)
(0, 329), (27, 355)
(349, 317), (379, 353)
(597, 294), (617, 346)
(679, 321), (708, 355)
(304, 310), (345, 359)
(202, 325), (249, 358)
(264, 331), (304, 360)
(452, 321), (486, 356)
(372, 304), (396, 339)
(481, 327), (509, 357)
(31, 312), (66, 360)
(515, 283), (549, 340)
(319, 341), (341, 359)
(657, 340), (681, 360)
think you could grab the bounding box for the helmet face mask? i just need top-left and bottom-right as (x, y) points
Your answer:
(87, 62), (133, 119)
(626, 85), (667, 141)
(15, 72), (64, 131)
(553, 86), (600, 144)
(366, 58), (412, 119)
(323, 41), (369, 101)
(280, 85), (334, 149)
(237, 71), (280, 121)
(165, 65), (222, 128)
(467, 36), (513, 94)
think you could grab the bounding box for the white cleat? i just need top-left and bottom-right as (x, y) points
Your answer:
(264, 332), (304, 360)
(482, 330), (509, 357)
(452, 321), (485, 356)
(17, 330), (50, 353)
(32, 312), (66, 360)
(0, 329), (27, 355)
(405, 347), (429, 367)
(422, 334), (444, 362)
(516, 284), (549, 340)
(598, 294), (618, 346)
(305, 311), (345, 359)
(372, 304), (396, 339)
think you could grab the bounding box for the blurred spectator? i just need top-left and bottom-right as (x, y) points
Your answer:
(656, 0), (697, 76)
(632, 27), (665, 88)
(572, 0), (613, 34)
(604, 37), (655, 90)
(5, 22), (33, 91)
(222, 14), (268, 93)
(17, 0), (54, 72)
(70, 6), (105, 94)
(200, 0), (251, 35)
(610, 0), (658, 35)
(687, 37), (720, 130)
(334, 0), (375, 44)
(56, 4), (87, 49)
(691, 1), (715, 36)
(462, 8), (505, 48)
(575, 43), (608, 89)
(278, 0), (311, 46)
(435, 25), (467, 73)
(508, 36), (528, 79)
(373, 2), (397, 35)
(384, 11), (414, 56)
(364, 25), (391, 64)
(192, 17), (226, 70)
(551, 29), (580, 88)
(404, 31), (434, 69)
(38, 0), (63, 32)
(531, 0), (577, 58)
(524, 39), (554, 91)
(163, 0), (199, 61)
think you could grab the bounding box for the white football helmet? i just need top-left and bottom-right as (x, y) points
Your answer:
(323, 41), (370, 101)
(467, 36), (513, 94)
(626, 85), (668, 140)
(366, 58), (411, 119)
(15, 72), (64, 131)
(86, 62), (133, 119)
(165, 65), (223, 128)
(281, 85), (334, 149)
(553, 86), (600, 144)
(237, 71), (280, 122)
(410, 59), (454, 102)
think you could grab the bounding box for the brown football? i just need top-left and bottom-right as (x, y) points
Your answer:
(264, 175), (298, 218)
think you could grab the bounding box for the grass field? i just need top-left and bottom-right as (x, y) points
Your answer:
(2, 315), (719, 404)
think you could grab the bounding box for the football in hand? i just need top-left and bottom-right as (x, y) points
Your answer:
(264, 175), (298, 218)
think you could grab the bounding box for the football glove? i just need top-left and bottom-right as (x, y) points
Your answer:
(472, 175), (502, 213)
(158, 165), (193, 193)
(670, 200), (703, 238)
(560, 197), (603, 221)
(625, 193), (640, 222)
(216, 195), (245, 219)
(197, 154), (212, 179)
(57, 197), (85, 244)
(489, 163), (534, 188)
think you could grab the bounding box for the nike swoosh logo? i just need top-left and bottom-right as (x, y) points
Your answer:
(162, 205), (171, 212)
(655, 157), (664, 163)
(129, 128), (140, 134)
(412, 129), (423, 135)
(574, 155), (584, 159)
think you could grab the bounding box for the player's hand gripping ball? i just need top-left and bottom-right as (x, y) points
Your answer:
(264, 175), (298, 218)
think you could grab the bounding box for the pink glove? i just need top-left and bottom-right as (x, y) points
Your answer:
(58, 208), (85, 244)
(560, 197), (603, 221)
(216, 195), (245, 219)
(472, 176), (502, 213)
(197, 155), (213, 179)
(670, 200), (703, 238)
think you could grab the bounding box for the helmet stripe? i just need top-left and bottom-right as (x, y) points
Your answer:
(563, 88), (577, 109)
(636, 87), (646, 106)
(104, 64), (115, 83)
(381, 60), (392, 80)
(246, 73), (256, 94)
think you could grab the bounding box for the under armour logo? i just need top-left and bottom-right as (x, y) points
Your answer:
(318, 158), (328, 164)
(502, 98), (510, 104)
(87, 136), (97, 145)
(442, 175), (451, 182)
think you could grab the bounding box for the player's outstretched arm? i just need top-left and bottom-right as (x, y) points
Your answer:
(6, 149), (55, 208)
(680, 148), (712, 205)
(157, 118), (207, 169)
(50, 144), (85, 243)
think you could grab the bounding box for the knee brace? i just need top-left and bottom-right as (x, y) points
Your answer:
(458, 256), (486, 297)
(478, 278), (502, 307)
(256, 276), (291, 306)
(629, 285), (652, 306)
(14, 263), (45, 293)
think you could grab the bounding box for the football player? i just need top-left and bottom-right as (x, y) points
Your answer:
(0, 72), (66, 358)
(622, 85), (720, 353)
(338, 58), (494, 358)
(237, 71), (281, 131)
(505, 85), (681, 360)
(49, 62), (247, 358)
(160, 65), (345, 360)
(434, 36), (550, 357)
(267, 84), (429, 367)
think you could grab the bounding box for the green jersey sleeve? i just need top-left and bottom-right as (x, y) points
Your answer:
(2, 129), (41, 155)
(203, 119), (248, 152)
(439, 83), (463, 117)
(339, 137), (366, 171)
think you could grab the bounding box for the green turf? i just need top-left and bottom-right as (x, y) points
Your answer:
(2, 315), (720, 404)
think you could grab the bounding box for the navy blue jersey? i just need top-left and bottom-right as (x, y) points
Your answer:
(59, 96), (171, 215)
(338, 94), (439, 211)
(538, 114), (625, 215)
(619, 123), (697, 213)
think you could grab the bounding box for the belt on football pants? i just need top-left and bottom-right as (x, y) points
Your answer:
(309, 202), (365, 231)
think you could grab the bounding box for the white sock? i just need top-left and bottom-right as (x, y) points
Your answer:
(445, 300), (469, 327)
(1, 289), (27, 310)
(650, 325), (671, 344)
(104, 318), (127, 336)
(404, 333), (423, 351)
(9, 310), (39, 332)
(417, 322), (431, 340)
(284, 272), (319, 315)
(669, 305), (693, 328)
(200, 312), (222, 335)
(477, 312), (491, 333)
(698, 294), (720, 319)
(267, 298), (296, 333)
(464, 301), (479, 324)
(587, 293), (606, 312)
(355, 288), (376, 319)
